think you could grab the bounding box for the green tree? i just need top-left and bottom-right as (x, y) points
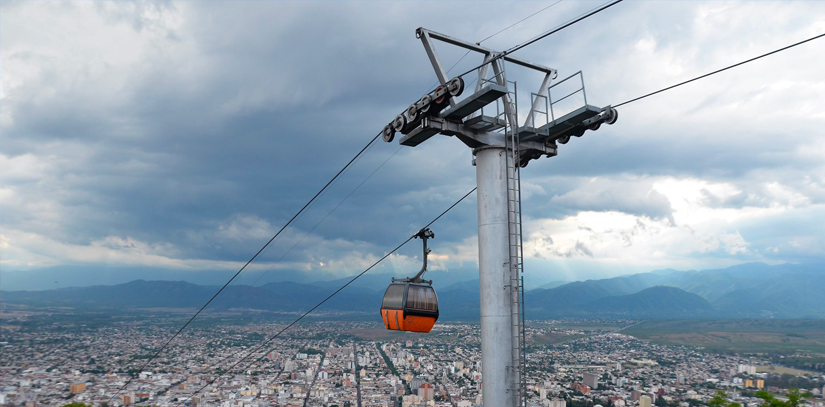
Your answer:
(708, 391), (741, 407)
(63, 403), (90, 407)
(755, 388), (813, 407)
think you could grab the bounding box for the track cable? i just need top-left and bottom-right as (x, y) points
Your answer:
(615, 32), (825, 108)
(107, 131), (383, 403)
(111, 1), (630, 399)
(179, 187), (478, 405)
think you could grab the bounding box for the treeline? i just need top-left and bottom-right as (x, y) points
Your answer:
(710, 389), (813, 407)
(769, 354), (825, 374)
(764, 373), (824, 391)
(376, 344), (398, 376)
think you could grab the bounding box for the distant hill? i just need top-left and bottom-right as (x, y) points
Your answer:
(536, 280), (573, 290)
(437, 280), (482, 320)
(3, 263), (824, 319)
(530, 281), (613, 306)
(2, 279), (716, 320)
(710, 269), (825, 318)
(522, 262), (825, 318)
(583, 286), (714, 318)
(0, 265), (481, 291)
(2, 279), (380, 314)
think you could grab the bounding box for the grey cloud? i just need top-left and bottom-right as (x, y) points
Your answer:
(699, 188), (738, 208)
(3, 1), (825, 277)
(548, 240), (594, 259)
(549, 177), (674, 222)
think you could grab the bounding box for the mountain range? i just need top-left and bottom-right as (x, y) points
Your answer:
(2, 262), (823, 319)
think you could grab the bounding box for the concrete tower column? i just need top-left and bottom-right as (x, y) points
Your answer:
(475, 145), (515, 407)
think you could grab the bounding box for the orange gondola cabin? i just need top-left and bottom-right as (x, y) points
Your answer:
(380, 228), (439, 333)
(381, 282), (439, 333)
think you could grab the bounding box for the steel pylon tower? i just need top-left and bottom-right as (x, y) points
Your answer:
(381, 27), (618, 407)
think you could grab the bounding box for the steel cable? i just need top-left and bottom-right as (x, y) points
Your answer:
(451, 0), (624, 81)
(107, 131), (382, 403)
(425, 0), (565, 92)
(179, 187), (478, 405)
(614, 32), (825, 108)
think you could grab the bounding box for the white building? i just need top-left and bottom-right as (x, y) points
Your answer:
(737, 365), (756, 375)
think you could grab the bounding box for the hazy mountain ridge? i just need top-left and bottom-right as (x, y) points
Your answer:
(3, 263), (823, 319)
(563, 263), (825, 317)
(2, 280), (380, 314)
(582, 286), (714, 318)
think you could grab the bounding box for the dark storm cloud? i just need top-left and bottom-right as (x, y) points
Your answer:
(3, 1), (825, 277)
(2, 0), (514, 272)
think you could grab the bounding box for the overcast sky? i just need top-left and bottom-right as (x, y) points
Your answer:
(2, 0), (825, 287)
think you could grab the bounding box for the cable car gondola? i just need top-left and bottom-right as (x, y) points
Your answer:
(380, 228), (439, 333)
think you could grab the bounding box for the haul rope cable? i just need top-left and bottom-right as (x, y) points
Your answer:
(107, 131), (383, 403)
(449, 0), (624, 81)
(226, 1), (582, 306)
(108, 0), (562, 379)
(225, 0), (569, 317)
(426, 0), (565, 93)
(173, 145), (406, 376)
(203, 144), (404, 323)
(478, 0), (565, 44)
(179, 16), (824, 407)
(113, 2), (621, 393)
(179, 187), (478, 405)
(113, 2), (586, 390)
(117, 1), (624, 398)
(614, 32), (825, 108)
(190, 26), (825, 393)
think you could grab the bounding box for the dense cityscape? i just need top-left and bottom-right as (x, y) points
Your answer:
(2, 318), (824, 407)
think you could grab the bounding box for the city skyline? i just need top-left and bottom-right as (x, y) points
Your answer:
(3, 319), (823, 407)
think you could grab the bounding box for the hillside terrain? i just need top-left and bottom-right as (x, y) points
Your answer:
(3, 262), (824, 319)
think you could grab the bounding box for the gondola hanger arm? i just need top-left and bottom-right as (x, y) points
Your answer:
(392, 228), (435, 284)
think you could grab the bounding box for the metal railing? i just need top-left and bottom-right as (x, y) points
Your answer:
(548, 70), (587, 123)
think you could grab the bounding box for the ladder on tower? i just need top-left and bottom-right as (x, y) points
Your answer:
(498, 66), (528, 407)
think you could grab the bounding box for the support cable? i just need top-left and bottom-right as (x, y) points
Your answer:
(478, 0), (564, 45)
(504, 0), (622, 56)
(426, 0), (565, 92)
(183, 1), (573, 375)
(452, 0), (624, 80)
(614, 31), (825, 108)
(200, 145), (404, 322)
(179, 187), (478, 405)
(164, 21), (825, 407)
(113, 1), (621, 398)
(107, 131), (382, 403)
(121, 146), (405, 383)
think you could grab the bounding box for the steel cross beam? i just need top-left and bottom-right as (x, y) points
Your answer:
(417, 27), (558, 134)
(417, 28), (558, 76)
(418, 29), (458, 108)
(410, 28), (561, 162)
